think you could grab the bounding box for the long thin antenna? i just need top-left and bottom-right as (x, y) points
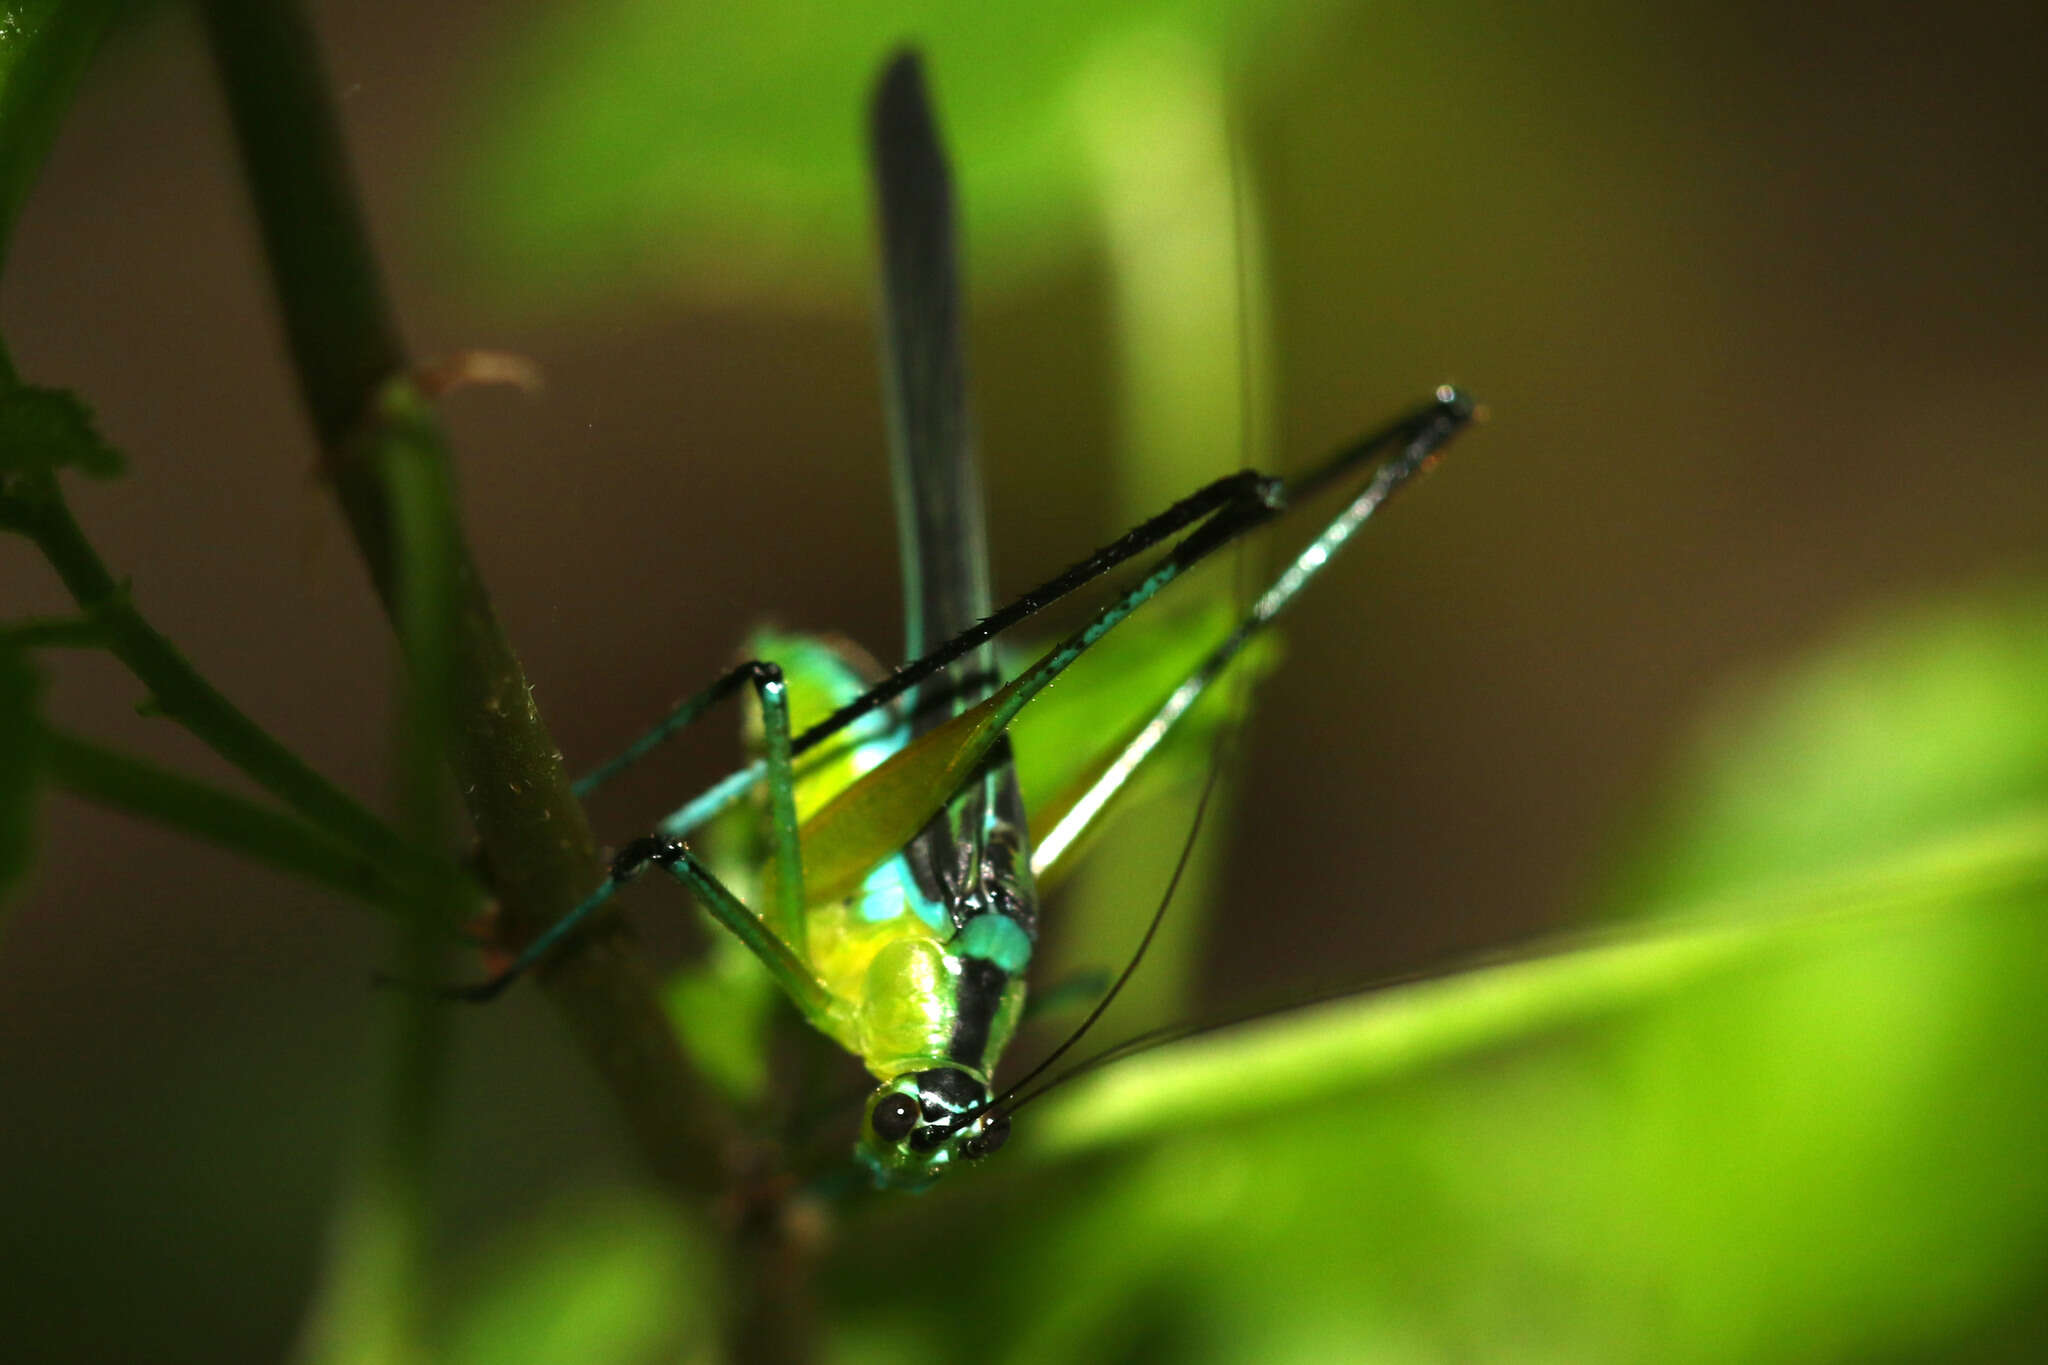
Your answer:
(988, 713), (1238, 1115)
(997, 943), (1497, 1115)
(997, 112), (1264, 1122)
(1004, 920), (1664, 1115)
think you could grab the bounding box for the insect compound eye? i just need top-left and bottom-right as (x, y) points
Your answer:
(962, 1112), (1011, 1161)
(871, 1093), (919, 1142)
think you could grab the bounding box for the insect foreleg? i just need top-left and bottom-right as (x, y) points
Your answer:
(447, 660), (810, 997)
(437, 834), (833, 1029)
(617, 837), (835, 1030)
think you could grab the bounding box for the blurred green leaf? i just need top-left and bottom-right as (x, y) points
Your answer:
(909, 901), (2044, 1363)
(437, 0), (1324, 313)
(439, 1194), (712, 1365)
(835, 856), (2048, 1363)
(1599, 586), (2048, 912)
(1026, 811), (2048, 1159)
(0, 0), (126, 267)
(0, 643), (44, 904)
(0, 382), (124, 477)
(825, 584), (2048, 1361)
(665, 931), (777, 1105)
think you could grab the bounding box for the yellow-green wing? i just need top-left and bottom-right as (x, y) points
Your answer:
(768, 673), (1026, 910)
(1009, 599), (1280, 888)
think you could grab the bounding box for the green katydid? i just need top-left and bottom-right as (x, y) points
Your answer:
(448, 50), (1474, 1191)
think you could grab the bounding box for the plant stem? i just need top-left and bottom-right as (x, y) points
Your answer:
(10, 471), (456, 888)
(198, 0), (725, 1198)
(42, 727), (416, 913)
(1, 334), (444, 892)
(0, 615), (107, 649)
(296, 411), (465, 1365)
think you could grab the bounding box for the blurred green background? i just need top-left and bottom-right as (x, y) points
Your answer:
(2, 0), (2045, 1360)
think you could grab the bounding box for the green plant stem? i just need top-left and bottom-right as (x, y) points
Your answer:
(198, 0), (725, 1201)
(0, 339), (446, 894)
(296, 920), (453, 1365)
(0, 614), (107, 649)
(296, 431), (466, 1365)
(13, 472), (460, 896)
(43, 727), (414, 913)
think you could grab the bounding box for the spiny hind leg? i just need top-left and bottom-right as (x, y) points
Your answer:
(1029, 388), (1476, 879)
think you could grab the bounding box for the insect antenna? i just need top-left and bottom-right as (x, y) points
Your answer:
(986, 115), (1269, 1127)
(993, 975), (1389, 1117)
(994, 882), (1536, 1115)
(982, 676), (1242, 1127)
(970, 105), (1280, 1135)
(1006, 918), (1684, 1116)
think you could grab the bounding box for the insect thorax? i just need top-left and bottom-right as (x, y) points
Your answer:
(743, 630), (1037, 1081)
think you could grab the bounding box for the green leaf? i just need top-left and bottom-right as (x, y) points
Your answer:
(664, 932), (777, 1105)
(0, 383), (124, 477)
(438, 1193), (712, 1365)
(0, 643), (44, 904)
(830, 830), (2048, 1362)
(824, 584), (2048, 1360)
(1599, 586), (2048, 912)
(1025, 811), (2048, 1157)
(437, 0), (1322, 313)
(0, 1), (127, 268)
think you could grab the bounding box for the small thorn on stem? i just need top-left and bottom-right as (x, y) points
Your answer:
(411, 350), (544, 399)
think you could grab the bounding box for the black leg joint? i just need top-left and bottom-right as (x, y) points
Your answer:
(371, 966), (514, 1005)
(444, 973), (516, 1004)
(612, 835), (687, 881)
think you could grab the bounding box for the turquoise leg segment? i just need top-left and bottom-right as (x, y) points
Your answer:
(573, 659), (783, 800)
(440, 831), (830, 1026)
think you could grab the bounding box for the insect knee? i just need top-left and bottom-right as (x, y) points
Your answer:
(610, 835), (687, 881)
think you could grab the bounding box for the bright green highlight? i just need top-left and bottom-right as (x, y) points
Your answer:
(436, 0), (1322, 311)
(440, 1195), (711, 1365)
(1604, 586), (2048, 911)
